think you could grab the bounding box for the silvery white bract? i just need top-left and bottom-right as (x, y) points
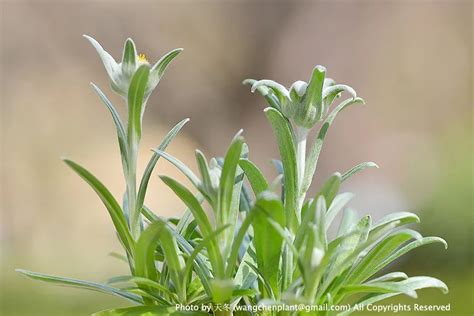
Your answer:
(84, 35), (182, 98)
(245, 66), (360, 129)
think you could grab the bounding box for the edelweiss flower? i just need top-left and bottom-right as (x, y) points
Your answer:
(245, 66), (358, 129)
(84, 35), (182, 98)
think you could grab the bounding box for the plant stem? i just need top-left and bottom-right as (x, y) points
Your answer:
(295, 126), (308, 213)
(128, 139), (140, 240)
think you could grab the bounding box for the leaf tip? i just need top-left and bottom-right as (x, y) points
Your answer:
(368, 162), (379, 168)
(242, 79), (255, 86)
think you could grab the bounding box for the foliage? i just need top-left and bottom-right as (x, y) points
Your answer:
(17, 36), (448, 315)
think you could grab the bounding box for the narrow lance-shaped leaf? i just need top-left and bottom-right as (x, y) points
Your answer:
(148, 48), (184, 91)
(195, 150), (214, 200)
(183, 225), (230, 285)
(265, 107), (298, 232)
(121, 38), (137, 77)
(136, 118), (190, 215)
(239, 159), (269, 196)
(217, 134), (244, 255)
(315, 173), (342, 207)
(90, 83), (128, 174)
(127, 65), (150, 142)
(243, 79), (281, 110)
(325, 192), (355, 231)
(302, 97), (364, 192)
(251, 192), (285, 299)
(152, 150), (202, 192)
(62, 159), (134, 255)
(225, 210), (256, 277)
(341, 161), (379, 182)
(336, 229), (424, 292)
(134, 220), (186, 302)
(338, 276), (448, 315)
(16, 269), (142, 304)
(160, 175), (225, 279)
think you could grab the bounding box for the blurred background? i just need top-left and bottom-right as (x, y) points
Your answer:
(0, 0), (472, 315)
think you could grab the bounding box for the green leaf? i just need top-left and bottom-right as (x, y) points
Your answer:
(239, 159), (269, 196)
(127, 64), (150, 141)
(141, 205), (160, 222)
(367, 272), (408, 283)
(134, 221), (166, 281)
(345, 229), (423, 286)
(225, 210), (256, 277)
(83, 35), (119, 83)
(149, 48), (183, 86)
(317, 216), (372, 298)
(294, 200), (316, 250)
(322, 84), (357, 113)
(264, 107), (298, 232)
(184, 225), (230, 285)
(217, 134), (244, 253)
(134, 220), (185, 302)
(316, 173), (342, 207)
(314, 195), (328, 250)
(153, 150), (202, 191)
(303, 97), (365, 192)
(90, 83), (128, 173)
(336, 208), (359, 238)
(243, 79), (281, 110)
(160, 176), (224, 278)
(245, 261), (275, 300)
(252, 192), (285, 298)
(341, 161), (379, 182)
(370, 212), (420, 234)
(302, 137), (323, 193)
(340, 281), (418, 298)
(121, 38), (137, 77)
(324, 97), (365, 128)
(251, 80), (289, 105)
(136, 118), (190, 215)
(168, 224), (213, 297)
(339, 277), (448, 315)
(195, 150), (214, 199)
(210, 278), (234, 304)
(16, 269), (141, 303)
(306, 66), (326, 120)
(373, 237), (448, 275)
(62, 159), (134, 255)
(325, 192), (354, 231)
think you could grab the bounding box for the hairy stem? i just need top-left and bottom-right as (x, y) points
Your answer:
(126, 124), (141, 240)
(295, 126), (308, 213)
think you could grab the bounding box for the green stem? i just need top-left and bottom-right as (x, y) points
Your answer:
(295, 126), (308, 213)
(128, 140), (140, 240)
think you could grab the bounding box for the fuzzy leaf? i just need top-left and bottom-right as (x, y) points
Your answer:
(341, 162), (379, 182)
(239, 159), (269, 196)
(136, 118), (190, 215)
(121, 38), (137, 77)
(149, 48), (183, 88)
(127, 64), (150, 141)
(62, 159), (134, 255)
(90, 83), (128, 173)
(265, 107), (298, 232)
(252, 192), (285, 298)
(160, 176), (224, 278)
(16, 269), (141, 303)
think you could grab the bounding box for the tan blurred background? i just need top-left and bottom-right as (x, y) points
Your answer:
(0, 0), (472, 315)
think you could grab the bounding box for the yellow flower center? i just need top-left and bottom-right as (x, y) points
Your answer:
(137, 53), (148, 63)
